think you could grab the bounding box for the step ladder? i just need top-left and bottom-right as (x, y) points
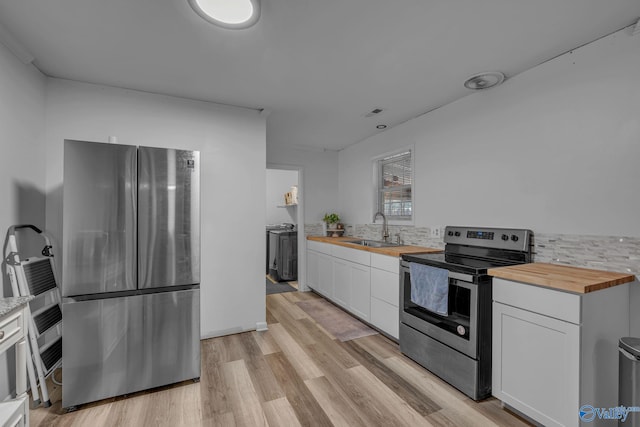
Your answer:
(5, 224), (63, 407)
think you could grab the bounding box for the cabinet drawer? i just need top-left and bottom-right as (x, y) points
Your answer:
(371, 268), (399, 306)
(371, 297), (399, 339)
(370, 253), (399, 274)
(331, 245), (370, 266)
(307, 240), (332, 255)
(493, 278), (581, 324)
(0, 397), (28, 427)
(0, 310), (24, 354)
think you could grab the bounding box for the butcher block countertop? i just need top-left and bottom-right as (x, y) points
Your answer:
(307, 236), (441, 257)
(488, 262), (636, 294)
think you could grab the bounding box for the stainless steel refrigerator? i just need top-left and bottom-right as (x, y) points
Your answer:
(61, 140), (200, 408)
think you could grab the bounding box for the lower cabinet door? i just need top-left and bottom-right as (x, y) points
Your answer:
(492, 302), (580, 427)
(349, 262), (371, 321)
(333, 259), (351, 309)
(306, 250), (319, 291)
(0, 397), (28, 427)
(370, 297), (398, 339)
(332, 258), (371, 321)
(317, 252), (334, 298)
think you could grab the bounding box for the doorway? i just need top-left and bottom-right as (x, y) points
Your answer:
(265, 166), (305, 293)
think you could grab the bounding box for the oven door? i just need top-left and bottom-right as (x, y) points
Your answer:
(400, 261), (478, 359)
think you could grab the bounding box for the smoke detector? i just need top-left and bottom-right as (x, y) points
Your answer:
(463, 71), (506, 90)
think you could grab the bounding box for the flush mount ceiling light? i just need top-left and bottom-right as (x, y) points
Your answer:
(376, 124), (387, 129)
(188, 0), (260, 29)
(463, 71), (506, 90)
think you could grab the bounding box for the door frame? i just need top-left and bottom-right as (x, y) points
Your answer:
(266, 163), (307, 291)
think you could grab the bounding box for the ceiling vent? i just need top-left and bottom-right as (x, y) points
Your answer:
(365, 108), (384, 118)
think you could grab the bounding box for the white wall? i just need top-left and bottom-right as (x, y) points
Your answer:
(339, 27), (640, 335)
(44, 78), (267, 338)
(0, 40), (46, 399)
(339, 27), (640, 237)
(266, 145), (340, 225)
(266, 169), (298, 225)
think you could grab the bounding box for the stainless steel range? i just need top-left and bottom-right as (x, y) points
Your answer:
(400, 226), (532, 400)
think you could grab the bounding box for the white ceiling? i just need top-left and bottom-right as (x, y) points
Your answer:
(1, 0), (639, 151)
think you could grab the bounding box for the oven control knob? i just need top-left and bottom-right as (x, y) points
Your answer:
(511, 235), (519, 242)
(454, 231), (461, 237)
(501, 234), (509, 241)
(447, 231), (453, 236)
(456, 325), (466, 336)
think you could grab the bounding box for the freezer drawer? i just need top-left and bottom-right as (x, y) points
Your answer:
(62, 289), (200, 408)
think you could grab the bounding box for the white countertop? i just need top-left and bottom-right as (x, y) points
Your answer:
(0, 296), (34, 317)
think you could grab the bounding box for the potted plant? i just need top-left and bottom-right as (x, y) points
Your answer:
(323, 213), (342, 236)
(323, 213), (340, 229)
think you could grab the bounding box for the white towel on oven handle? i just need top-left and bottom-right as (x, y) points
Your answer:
(409, 262), (449, 316)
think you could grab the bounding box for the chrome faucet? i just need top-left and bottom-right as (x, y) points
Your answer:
(373, 211), (389, 242)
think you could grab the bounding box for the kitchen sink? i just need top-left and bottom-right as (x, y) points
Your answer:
(345, 239), (401, 248)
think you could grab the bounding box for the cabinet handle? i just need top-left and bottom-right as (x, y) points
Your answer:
(0, 331), (4, 340)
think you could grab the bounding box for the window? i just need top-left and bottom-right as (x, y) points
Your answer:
(376, 150), (412, 220)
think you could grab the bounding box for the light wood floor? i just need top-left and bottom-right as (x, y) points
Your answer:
(29, 290), (532, 426)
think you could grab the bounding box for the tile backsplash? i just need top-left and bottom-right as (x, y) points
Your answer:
(304, 223), (640, 277)
(533, 234), (640, 275)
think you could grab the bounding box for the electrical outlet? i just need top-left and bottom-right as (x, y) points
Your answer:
(432, 227), (440, 238)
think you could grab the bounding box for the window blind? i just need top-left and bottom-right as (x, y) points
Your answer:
(378, 150), (412, 219)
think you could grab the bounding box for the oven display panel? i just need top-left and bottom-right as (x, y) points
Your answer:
(466, 230), (494, 240)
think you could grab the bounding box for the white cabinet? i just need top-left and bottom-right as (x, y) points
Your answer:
(370, 253), (400, 339)
(0, 398), (28, 427)
(492, 278), (630, 427)
(307, 250), (319, 290)
(332, 250), (371, 321)
(332, 258), (351, 308)
(306, 240), (402, 338)
(307, 241), (334, 299)
(0, 300), (30, 427)
(493, 301), (580, 427)
(370, 294), (399, 339)
(331, 245), (370, 266)
(317, 253), (334, 298)
(348, 262), (371, 321)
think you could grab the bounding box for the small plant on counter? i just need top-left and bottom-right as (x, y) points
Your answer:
(323, 213), (340, 226)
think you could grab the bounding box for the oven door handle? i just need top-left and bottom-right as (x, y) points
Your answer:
(401, 261), (474, 283)
(448, 271), (474, 283)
